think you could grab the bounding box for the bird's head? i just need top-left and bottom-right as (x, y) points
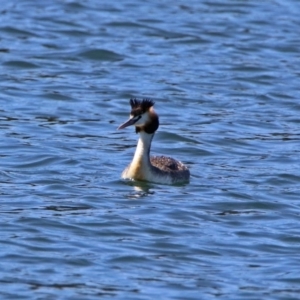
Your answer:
(118, 98), (159, 134)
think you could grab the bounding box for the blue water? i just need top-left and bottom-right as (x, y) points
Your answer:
(1, 1), (300, 299)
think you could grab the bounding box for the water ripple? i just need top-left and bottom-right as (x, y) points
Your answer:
(1, 0), (300, 299)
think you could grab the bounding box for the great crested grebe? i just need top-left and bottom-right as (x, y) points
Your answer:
(117, 98), (190, 184)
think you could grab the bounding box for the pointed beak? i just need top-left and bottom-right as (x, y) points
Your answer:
(117, 117), (136, 130)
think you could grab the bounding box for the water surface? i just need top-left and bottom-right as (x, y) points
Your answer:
(1, 1), (300, 299)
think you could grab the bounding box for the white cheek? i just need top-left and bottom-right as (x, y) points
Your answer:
(135, 114), (149, 126)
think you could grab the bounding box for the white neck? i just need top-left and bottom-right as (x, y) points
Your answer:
(132, 131), (154, 168)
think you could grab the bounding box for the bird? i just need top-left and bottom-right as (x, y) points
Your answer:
(117, 98), (190, 184)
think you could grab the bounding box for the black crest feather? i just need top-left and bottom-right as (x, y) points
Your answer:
(129, 98), (155, 116)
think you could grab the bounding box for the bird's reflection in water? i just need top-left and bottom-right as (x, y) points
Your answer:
(124, 180), (155, 199)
